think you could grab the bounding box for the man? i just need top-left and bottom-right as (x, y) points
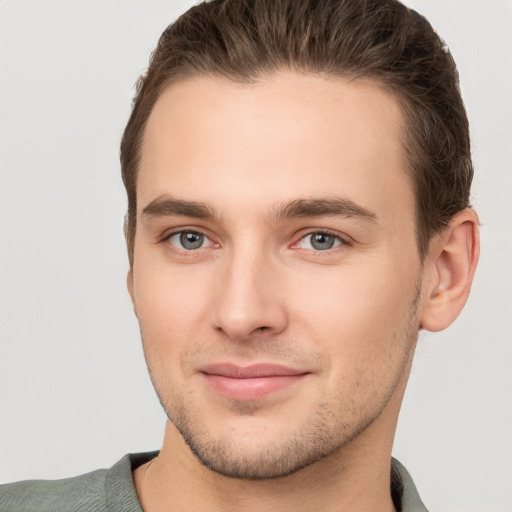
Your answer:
(1, 0), (479, 510)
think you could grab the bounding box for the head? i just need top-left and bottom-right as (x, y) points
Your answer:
(121, 0), (478, 481)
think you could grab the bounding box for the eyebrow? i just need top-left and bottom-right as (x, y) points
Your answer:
(142, 196), (216, 220)
(273, 198), (378, 223)
(141, 195), (378, 224)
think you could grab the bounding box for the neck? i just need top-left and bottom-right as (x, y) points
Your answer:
(134, 400), (405, 512)
(135, 423), (396, 512)
(133, 354), (413, 512)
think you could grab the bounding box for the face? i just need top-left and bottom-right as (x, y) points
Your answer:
(129, 73), (424, 479)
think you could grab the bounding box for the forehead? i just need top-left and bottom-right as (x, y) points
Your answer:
(138, 72), (413, 225)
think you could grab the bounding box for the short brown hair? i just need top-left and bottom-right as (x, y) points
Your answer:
(121, 0), (473, 265)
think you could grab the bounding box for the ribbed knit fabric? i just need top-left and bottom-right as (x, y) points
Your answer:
(0, 452), (156, 512)
(391, 458), (429, 512)
(1, 452), (427, 511)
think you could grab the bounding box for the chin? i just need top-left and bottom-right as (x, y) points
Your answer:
(165, 396), (378, 481)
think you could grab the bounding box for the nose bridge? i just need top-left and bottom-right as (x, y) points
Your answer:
(212, 236), (287, 339)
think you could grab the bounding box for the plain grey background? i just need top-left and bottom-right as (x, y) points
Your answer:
(1, 1), (511, 510)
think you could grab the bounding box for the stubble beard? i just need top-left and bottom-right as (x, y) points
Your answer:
(166, 395), (374, 480)
(144, 283), (422, 481)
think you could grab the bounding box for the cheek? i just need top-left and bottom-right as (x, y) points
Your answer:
(289, 262), (419, 369)
(132, 262), (212, 355)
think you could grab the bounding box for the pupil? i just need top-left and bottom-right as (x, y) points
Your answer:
(312, 233), (334, 250)
(180, 232), (203, 249)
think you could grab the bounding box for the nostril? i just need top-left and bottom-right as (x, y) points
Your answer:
(248, 326), (272, 336)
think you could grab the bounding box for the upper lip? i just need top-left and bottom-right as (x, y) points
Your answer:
(200, 363), (308, 379)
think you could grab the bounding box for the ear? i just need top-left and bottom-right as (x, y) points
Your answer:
(127, 268), (137, 315)
(420, 209), (480, 332)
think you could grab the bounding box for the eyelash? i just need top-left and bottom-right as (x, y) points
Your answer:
(292, 229), (352, 251)
(160, 228), (351, 254)
(161, 229), (218, 255)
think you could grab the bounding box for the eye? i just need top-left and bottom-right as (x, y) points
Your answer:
(296, 232), (344, 251)
(167, 231), (210, 250)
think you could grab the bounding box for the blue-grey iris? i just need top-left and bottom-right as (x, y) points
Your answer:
(310, 233), (336, 250)
(180, 232), (204, 250)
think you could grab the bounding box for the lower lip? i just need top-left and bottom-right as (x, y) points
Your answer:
(202, 374), (307, 400)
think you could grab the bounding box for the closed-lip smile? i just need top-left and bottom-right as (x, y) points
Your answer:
(199, 363), (310, 400)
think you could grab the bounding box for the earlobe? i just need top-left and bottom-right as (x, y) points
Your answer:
(420, 209), (480, 332)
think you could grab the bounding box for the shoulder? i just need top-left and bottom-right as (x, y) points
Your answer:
(391, 458), (429, 512)
(0, 452), (157, 512)
(0, 467), (108, 512)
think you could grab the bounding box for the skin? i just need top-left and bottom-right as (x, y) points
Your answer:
(128, 73), (479, 512)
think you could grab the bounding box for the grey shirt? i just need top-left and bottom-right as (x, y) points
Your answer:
(0, 452), (428, 511)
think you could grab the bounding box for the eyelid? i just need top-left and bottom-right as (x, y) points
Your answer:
(291, 228), (353, 249)
(160, 225), (212, 241)
(160, 227), (220, 251)
(158, 226), (351, 251)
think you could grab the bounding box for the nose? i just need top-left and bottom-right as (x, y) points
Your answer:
(211, 246), (288, 341)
